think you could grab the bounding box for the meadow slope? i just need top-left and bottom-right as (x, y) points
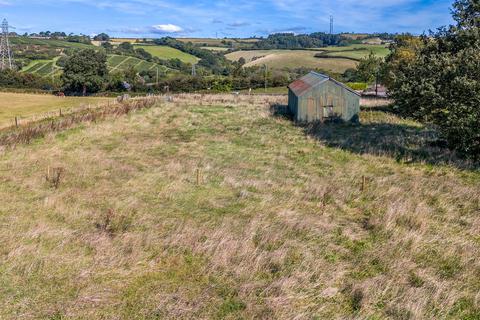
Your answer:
(226, 50), (357, 72)
(0, 95), (479, 319)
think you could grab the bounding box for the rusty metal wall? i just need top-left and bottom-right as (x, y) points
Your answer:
(289, 80), (359, 122)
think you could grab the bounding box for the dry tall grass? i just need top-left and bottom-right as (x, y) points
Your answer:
(0, 94), (478, 319)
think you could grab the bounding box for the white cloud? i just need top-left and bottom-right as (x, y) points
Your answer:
(152, 24), (183, 33)
(0, 0), (11, 5)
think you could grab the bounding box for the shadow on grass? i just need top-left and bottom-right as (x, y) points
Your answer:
(270, 104), (477, 170)
(360, 104), (398, 115)
(270, 104), (293, 120)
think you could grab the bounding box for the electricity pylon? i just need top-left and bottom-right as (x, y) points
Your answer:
(0, 19), (15, 70)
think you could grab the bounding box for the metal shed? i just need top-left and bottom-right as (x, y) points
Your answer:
(288, 72), (360, 122)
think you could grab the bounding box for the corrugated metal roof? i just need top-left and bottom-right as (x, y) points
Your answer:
(288, 71), (361, 97)
(288, 72), (329, 96)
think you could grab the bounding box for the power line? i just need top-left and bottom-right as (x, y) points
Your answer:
(0, 19), (15, 70)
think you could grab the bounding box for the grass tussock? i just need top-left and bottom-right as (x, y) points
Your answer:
(0, 94), (479, 319)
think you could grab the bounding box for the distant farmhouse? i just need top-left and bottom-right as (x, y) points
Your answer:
(288, 72), (360, 123)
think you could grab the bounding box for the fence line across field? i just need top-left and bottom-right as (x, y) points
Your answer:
(0, 93), (391, 131)
(0, 99), (118, 130)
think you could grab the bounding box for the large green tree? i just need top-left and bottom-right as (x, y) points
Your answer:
(356, 52), (382, 83)
(61, 49), (108, 95)
(380, 34), (423, 89)
(93, 33), (110, 42)
(386, 0), (480, 160)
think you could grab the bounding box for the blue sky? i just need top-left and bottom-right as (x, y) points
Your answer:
(1, 0), (455, 38)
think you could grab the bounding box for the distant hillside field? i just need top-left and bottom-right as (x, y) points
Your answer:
(107, 54), (171, 74)
(178, 38), (260, 45)
(21, 59), (60, 78)
(226, 50), (358, 73)
(319, 44), (390, 60)
(21, 55), (172, 78)
(11, 37), (94, 49)
(133, 45), (199, 63)
(110, 38), (143, 44)
(200, 46), (230, 52)
(0, 92), (110, 127)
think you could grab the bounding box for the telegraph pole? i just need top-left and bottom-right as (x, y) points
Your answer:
(264, 64), (268, 93)
(192, 64), (196, 76)
(0, 19), (15, 70)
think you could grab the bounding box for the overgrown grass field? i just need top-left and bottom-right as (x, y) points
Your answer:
(0, 92), (110, 127)
(0, 94), (478, 319)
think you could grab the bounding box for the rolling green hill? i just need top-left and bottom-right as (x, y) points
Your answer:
(21, 55), (172, 78)
(21, 57), (61, 78)
(11, 37), (94, 49)
(318, 44), (390, 60)
(133, 45), (199, 63)
(225, 44), (390, 72)
(107, 54), (171, 73)
(226, 50), (358, 73)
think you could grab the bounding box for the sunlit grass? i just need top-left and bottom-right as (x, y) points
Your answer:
(0, 92), (111, 127)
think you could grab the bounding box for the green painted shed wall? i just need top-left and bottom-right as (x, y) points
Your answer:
(288, 80), (360, 122)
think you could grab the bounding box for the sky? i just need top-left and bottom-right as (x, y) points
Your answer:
(0, 0), (455, 38)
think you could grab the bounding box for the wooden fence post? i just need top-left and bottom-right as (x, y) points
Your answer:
(15, 116), (18, 128)
(196, 168), (201, 185)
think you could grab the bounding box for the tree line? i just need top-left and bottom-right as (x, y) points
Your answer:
(252, 33), (345, 49)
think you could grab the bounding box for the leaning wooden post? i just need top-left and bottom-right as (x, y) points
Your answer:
(15, 116), (18, 128)
(196, 168), (201, 185)
(361, 176), (366, 192)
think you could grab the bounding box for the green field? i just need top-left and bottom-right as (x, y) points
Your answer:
(226, 50), (358, 73)
(0, 94), (478, 319)
(107, 54), (171, 73)
(11, 37), (94, 49)
(21, 55), (172, 78)
(318, 44), (390, 60)
(0, 92), (110, 127)
(21, 56), (63, 78)
(133, 45), (199, 63)
(225, 44), (390, 72)
(201, 46), (230, 52)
